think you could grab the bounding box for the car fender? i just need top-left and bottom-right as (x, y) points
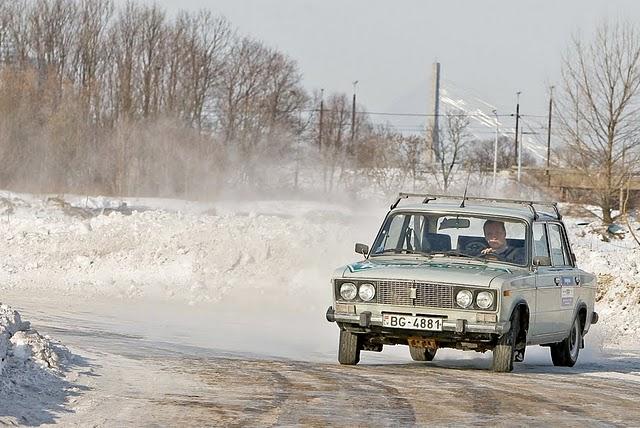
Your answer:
(569, 300), (589, 337)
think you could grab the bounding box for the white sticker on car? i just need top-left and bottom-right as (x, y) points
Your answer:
(561, 286), (574, 306)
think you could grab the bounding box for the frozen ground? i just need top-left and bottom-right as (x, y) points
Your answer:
(0, 190), (639, 425)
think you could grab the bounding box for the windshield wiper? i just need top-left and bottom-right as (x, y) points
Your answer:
(375, 248), (432, 257)
(429, 250), (487, 263)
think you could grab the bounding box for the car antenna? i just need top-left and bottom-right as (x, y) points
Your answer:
(460, 172), (471, 208)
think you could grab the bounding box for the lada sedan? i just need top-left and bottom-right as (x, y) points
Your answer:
(326, 193), (598, 372)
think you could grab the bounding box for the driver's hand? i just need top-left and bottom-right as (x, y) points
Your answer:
(481, 248), (495, 255)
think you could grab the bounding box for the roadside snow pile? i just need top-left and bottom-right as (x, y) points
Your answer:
(0, 303), (78, 425)
(565, 216), (640, 346)
(0, 303), (70, 374)
(0, 190), (380, 306)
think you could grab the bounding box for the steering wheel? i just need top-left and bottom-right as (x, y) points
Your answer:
(463, 241), (486, 256)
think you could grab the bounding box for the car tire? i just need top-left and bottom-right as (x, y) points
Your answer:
(550, 315), (582, 367)
(409, 346), (437, 362)
(492, 309), (521, 373)
(338, 329), (361, 365)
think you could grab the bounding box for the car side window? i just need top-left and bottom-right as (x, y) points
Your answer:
(547, 223), (568, 266)
(532, 223), (550, 258)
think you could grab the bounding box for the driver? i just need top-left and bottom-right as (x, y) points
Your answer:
(481, 220), (524, 264)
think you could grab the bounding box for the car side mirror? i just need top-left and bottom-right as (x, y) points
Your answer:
(533, 256), (551, 267)
(355, 243), (369, 257)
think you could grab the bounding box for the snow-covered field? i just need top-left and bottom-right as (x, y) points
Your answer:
(0, 190), (639, 424)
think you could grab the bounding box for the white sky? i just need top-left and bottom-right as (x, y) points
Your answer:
(117, 0), (640, 133)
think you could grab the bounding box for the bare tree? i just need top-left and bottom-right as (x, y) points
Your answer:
(359, 125), (408, 196)
(72, 0), (113, 121)
(400, 135), (426, 191)
(465, 135), (535, 172)
(28, 0), (78, 90)
(557, 21), (640, 224)
(430, 109), (471, 192)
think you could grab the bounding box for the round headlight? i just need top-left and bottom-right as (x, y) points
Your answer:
(340, 283), (357, 300)
(358, 283), (376, 302)
(456, 290), (473, 308)
(476, 291), (494, 309)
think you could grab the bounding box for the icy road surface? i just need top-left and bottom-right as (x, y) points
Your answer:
(4, 291), (640, 427)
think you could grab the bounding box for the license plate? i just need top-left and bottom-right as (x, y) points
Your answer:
(382, 313), (443, 331)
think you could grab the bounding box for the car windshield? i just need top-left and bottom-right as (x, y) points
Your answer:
(370, 212), (528, 266)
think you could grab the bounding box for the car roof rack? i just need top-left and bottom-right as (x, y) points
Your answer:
(390, 192), (562, 220)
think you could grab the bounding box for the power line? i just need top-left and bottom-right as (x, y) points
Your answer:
(301, 108), (546, 118)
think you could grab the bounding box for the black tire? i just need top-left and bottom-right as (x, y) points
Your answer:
(492, 309), (521, 373)
(550, 315), (582, 367)
(338, 329), (361, 365)
(409, 346), (437, 362)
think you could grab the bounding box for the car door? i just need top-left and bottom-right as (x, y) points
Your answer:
(551, 222), (580, 329)
(542, 223), (578, 338)
(532, 222), (564, 338)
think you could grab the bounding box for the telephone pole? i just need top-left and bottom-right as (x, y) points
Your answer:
(514, 91), (521, 166)
(428, 62), (441, 163)
(492, 109), (499, 188)
(351, 81), (358, 143)
(318, 89), (324, 152)
(546, 86), (554, 186)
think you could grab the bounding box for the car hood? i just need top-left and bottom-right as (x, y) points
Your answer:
(340, 257), (516, 287)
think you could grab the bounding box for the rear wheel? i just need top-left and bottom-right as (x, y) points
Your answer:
(492, 309), (521, 372)
(550, 315), (582, 367)
(409, 346), (437, 362)
(338, 329), (361, 365)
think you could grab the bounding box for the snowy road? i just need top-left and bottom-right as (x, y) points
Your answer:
(5, 293), (640, 427)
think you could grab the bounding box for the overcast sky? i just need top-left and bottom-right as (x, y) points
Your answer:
(116, 0), (640, 134)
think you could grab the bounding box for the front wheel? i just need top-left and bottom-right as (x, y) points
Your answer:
(550, 315), (582, 367)
(492, 309), (521, 372)
(409, 346), (437, 362)
(338, 329), (361, 365)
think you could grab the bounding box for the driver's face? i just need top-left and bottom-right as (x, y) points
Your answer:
(484, 223), (507, 250)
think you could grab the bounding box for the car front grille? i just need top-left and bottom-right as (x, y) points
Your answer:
(375, 280), (453, 309)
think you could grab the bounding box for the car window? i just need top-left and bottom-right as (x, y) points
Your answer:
(532, 223), (550, 258)
(375, 213), (426, 252)
(547, 223), (568, 266)
(371, 212), (528, 266)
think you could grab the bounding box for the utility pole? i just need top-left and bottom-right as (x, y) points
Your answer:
(318, 89), (324, 152)
(492, 110), (499, 188)
(428, 62), (441, 163)
(546, 86), (554, 187)
(351, 81), (358, 143)
(514, 91), (521, 167)
(518, 126), (523, 183)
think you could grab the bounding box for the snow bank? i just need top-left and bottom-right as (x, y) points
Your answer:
(565, 216), (640, 347)
(0, 303), (70, 374)
(0, 302), (78, 425)
(0, 190), (380, 307)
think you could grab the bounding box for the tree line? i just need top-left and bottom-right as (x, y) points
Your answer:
(0, 0), (309, 197)
(0, 0), (529, 200)
(2, 0), (635, 222)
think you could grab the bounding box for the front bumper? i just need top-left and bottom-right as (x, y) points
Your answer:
(326, 306), (510, 335)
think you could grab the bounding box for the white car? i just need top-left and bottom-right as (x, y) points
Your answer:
(326, 193), (598, 372)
